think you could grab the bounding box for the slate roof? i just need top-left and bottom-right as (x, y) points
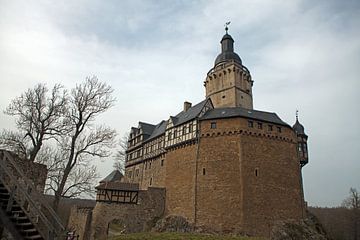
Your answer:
(146, 120), (167, 141)
(172, 99), (208, 126)
(139, 122), (156, 136)
(200, 107), (289, 127)
(99, 170), (123, 183)
(96, 182), (139, 191)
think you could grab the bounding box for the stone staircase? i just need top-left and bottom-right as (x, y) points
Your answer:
(0, 150), (65, 240)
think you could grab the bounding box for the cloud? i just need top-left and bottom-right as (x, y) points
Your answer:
(0, 0), (359, 206)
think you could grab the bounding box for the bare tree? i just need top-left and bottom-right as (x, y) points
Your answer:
(37, 146), (99, 198)
(343, 188), (360, 240)
(0, 84), (67, 162)
(113, 133), (128, 174)
(52, 77), (116, 211)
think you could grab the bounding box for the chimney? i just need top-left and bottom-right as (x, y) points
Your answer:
(184, 101), (192, 112)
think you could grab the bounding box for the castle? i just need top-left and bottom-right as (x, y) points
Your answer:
(121, 28), (309, 236)
(68, 28), (310, 239)
(0, 28), (310, 240)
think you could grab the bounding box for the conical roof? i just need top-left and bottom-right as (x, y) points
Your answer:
(293, 119), (306, 135)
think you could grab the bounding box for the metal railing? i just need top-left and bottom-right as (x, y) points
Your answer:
(0, 150), (65, 240)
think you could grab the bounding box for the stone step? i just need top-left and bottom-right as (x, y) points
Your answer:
(24, 234), (43, 240)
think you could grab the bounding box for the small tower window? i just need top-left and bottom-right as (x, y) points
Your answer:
(222, 95), (226, 99)
(255, 169), (258, 177)
(248, 121), (254, 128)
(257, 122), (262, 129)
(211, 122), (217, 129)
(203, 168), (206, 175)
(277, 127), (282, 133)
(150, 178), (152, 186)
(268, 125), (273, 131)
(161, 160), (164, 166)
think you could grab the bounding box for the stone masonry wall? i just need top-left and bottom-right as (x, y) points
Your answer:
(89, 187), (165, 240)
(67, 206), (93, 240)
(197, 117), (304, 236)
(164, 144), (197, 223)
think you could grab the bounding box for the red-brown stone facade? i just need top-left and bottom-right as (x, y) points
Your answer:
(125, 116), (305, 237)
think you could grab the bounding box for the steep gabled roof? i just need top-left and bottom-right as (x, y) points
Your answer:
(96, 182), (139, 191)
(99, 170), (123, 183)
(147, 120), (167, 141)
(173, 99), (209, 126)
(138, 122), (156, 136)
(201, 107), (289, 126)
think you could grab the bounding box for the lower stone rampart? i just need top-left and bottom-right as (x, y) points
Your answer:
(89, 187), (165, 240)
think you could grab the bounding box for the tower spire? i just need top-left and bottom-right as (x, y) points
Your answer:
(296, 109), (299, 121)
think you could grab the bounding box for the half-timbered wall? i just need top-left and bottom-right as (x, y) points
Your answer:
(164, 120), (197, 148)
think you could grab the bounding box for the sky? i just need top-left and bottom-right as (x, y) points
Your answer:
(0, 0), (359, 207)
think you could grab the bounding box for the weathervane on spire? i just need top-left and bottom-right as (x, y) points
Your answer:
(296, 109), (299, 121)
(225, 21), (231, 34)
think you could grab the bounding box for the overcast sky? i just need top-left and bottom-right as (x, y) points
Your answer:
(0, 0), (359, 207)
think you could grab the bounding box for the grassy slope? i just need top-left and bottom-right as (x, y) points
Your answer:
(109, 232), (265, 240)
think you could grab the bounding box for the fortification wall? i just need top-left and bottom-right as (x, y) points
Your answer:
(141, 155), (166, 189)
(196, 122), (243, 233)
(240, 127), (303, 236)
(197, 117), (304, 236)
(164, 144), (197, 223)
(67, 206), (93, 240)
(89, 187), (165, 240)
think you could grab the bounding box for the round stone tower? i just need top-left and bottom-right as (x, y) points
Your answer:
(204, 27), (254, 109)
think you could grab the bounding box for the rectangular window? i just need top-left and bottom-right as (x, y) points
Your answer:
(174, 131), (177, 138)
(268, 125), (273, 131)
(182, 126), (186, 135)
(168, 132), (172, 140)
(161, 160), (164, 166)
(257, 122), (262, 129)
(277, 127), (282, 133)
(202, 168), (206, 175)
(189, 123), (193, 132)
(136, 169), (139, 176)
(210, 122), (217, 129)
(248, 121), (254, 128)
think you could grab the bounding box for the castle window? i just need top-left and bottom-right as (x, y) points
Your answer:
(255, 168), (259, 177)
(136, 169), (139, 177)
(268, 125), (273, 131)
(277, 127), (282, 133)
(189, 123), (193, 132)
(248, 121), (253, 128)
(150, 178), (152, 186)
(222, 95), (226, 99)
(202, 168), (206, 175)
(168, 132), (172, 140)
(298, 143), (302, 152)
(211, 122), (217, 129)
(149, 161), (152, 169)
(174, 131), (177, 138)
(182, 126), (186, 135)
(161, 160), (164, 166)
(257, 122), (262, 129)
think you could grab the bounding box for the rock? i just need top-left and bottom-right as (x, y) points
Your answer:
(270, 211), (329, 240)
(153, 215), (194, 233)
